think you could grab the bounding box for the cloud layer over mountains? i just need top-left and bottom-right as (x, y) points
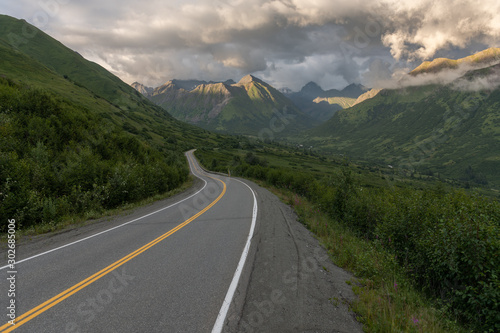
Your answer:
(2, 0), (500, 90)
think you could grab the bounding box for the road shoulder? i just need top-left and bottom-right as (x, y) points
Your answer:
(225, 179), (363, 333)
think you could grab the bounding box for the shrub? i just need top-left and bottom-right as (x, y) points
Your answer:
(196, 149), (500, 331)
(0, 78), (189, 231)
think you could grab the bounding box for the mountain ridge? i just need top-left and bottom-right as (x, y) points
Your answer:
(284, 82), (368, 122)
(409, 47), (500, 76)
(0, 14), (225, 153)
(131, 82), (153, 96)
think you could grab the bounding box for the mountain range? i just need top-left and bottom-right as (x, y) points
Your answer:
(132, 79), (237, 96)
(1, 12), (499, 190)
(134, 75), (321, 136)
(133, 78), (369, 130)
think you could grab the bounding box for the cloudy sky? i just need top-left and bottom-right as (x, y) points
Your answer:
(2, 0), (500, 90)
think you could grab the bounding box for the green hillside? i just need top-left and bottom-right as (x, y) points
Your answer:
(0, 15), (181, 146)
(303, 67), (500, 188)
(0, 15), (225, 231)
(0, 15), (225, 149)
(0, 15), (142, 106)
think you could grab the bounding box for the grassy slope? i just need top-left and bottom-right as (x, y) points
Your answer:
(0, 15), (224, 150)
(304, 83), (500, 188)
(0, 15), (140, 106)
(0, 15), (230, 232)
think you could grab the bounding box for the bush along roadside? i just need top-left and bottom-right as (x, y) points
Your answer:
(195, 149), (500, 332)
(0, 77), (189, 232)
(273, 187), (465, 333)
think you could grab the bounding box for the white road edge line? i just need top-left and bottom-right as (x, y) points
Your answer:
(211, 178), (258, 333)
(0, 154), (207, 270)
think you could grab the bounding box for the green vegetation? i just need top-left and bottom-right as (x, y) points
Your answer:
(195, 145), (499, 332)
(302, 82), (500, 189)
(277, 189), (465, 332)
(0, 15), (229, 233)
(0, 14), (141, 107)
(0, 77), (189, 231)
(0, 15), (227, 150)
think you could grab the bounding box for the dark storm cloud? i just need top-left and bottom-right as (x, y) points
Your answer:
(1, 0), (499, 90)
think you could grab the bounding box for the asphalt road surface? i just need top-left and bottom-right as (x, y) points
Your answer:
(1, 150), (362, 333)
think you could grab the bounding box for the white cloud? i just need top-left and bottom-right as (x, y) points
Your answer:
(381, 0), (500, 61)
(1, 0), (499, 89)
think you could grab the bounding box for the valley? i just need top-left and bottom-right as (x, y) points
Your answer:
(130, 48), (500, 192)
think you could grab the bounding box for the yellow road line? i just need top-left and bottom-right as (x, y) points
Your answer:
(0, 158), (226, 332)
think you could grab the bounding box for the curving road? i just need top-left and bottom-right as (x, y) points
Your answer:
(0, 150), (257, 333)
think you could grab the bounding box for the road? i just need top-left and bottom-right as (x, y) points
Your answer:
(0, 150), (257, 332)
(1, 150), (363, 333)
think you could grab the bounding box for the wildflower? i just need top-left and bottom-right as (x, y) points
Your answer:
(394, 282), (398, 292)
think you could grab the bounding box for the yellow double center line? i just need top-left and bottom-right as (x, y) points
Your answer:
(0, 157), (225, 332)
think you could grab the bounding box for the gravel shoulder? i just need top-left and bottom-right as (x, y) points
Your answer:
(224, 179), (363, 333)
